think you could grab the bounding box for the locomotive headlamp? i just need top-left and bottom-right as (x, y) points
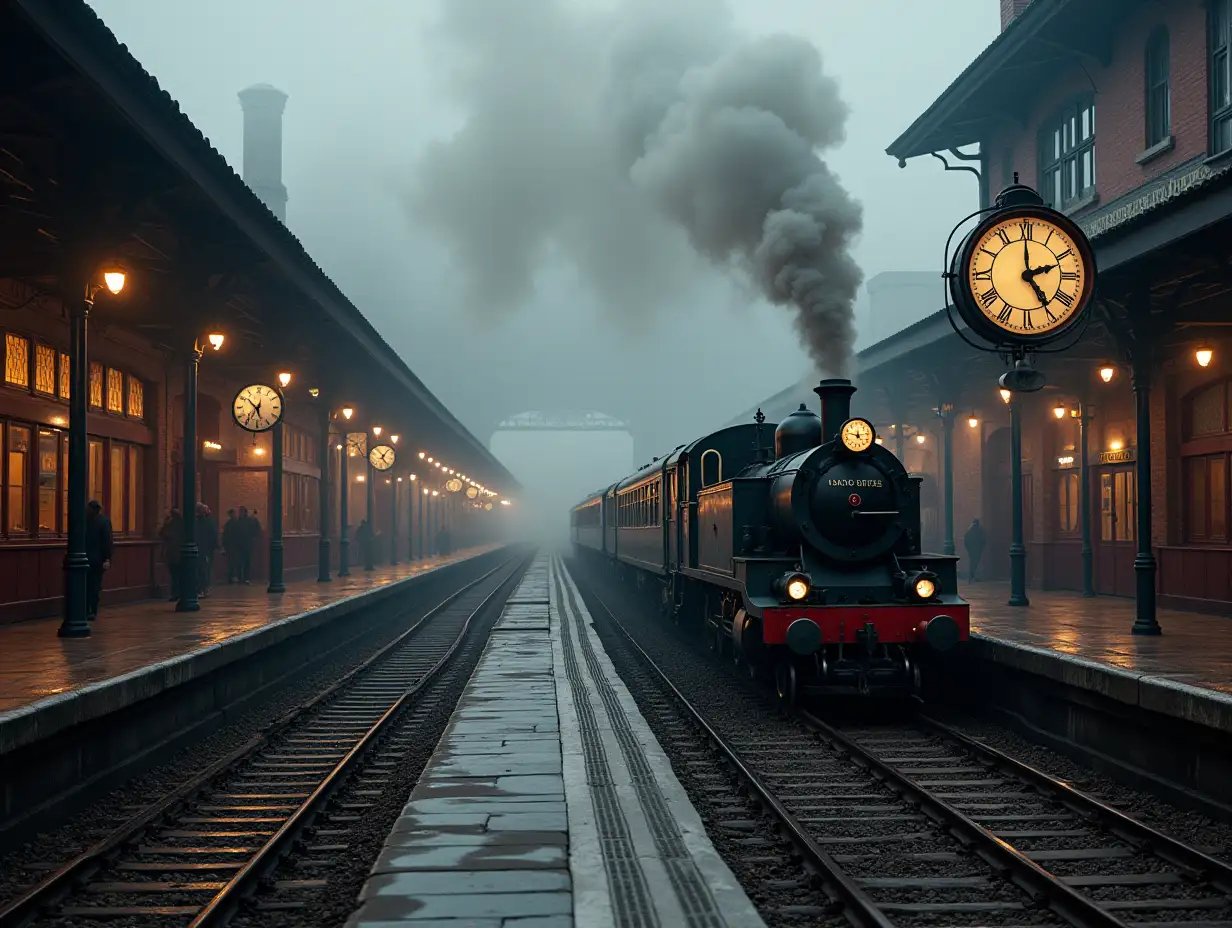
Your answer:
(906, 570), (939, 601)
(775, 571), (811, 602)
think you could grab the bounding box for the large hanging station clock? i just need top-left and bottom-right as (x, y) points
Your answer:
(945, 176), (1098, 392)
(232, 384), (284, 433)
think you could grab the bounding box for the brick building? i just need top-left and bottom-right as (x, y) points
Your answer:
(867, 0), (1232, 616)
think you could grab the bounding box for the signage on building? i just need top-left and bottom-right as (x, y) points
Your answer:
(1098, 448), (1135, 465)
(1079, 159), (1230, 240)
(1055, 455), (1076, 469)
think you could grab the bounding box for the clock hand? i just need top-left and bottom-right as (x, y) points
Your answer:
(1026, 263), (1057, 278)
(1028, 278), (1048, 307)
(1024, 235), (1030, 274)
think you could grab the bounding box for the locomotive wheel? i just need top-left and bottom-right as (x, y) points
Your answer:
(775, 661), (799, 708)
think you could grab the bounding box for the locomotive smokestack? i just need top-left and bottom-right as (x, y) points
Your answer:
(814, 378), (856, 442)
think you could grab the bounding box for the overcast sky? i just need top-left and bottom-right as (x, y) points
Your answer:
(86, 0), (998, 519)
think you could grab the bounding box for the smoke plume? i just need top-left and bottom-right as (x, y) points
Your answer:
(409, 0), (863, 377)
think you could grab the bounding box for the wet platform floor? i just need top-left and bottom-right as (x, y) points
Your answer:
(962, 581), (1232, 696)
(0, 546), (500, 714)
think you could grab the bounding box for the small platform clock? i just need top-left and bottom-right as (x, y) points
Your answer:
(368, 444), (396, 472)
(232, 384), (283, 433)
(839, 418), (875, 453)
(950, 203), (1096, 346)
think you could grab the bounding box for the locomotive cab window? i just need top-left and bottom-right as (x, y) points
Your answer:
(700, 449), (722, 488)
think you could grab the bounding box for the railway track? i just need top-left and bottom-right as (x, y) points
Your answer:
(577, 567), (1232, 928)
(0, 551), (532, 928)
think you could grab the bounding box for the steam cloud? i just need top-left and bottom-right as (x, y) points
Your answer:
(409, 0), (863, 377)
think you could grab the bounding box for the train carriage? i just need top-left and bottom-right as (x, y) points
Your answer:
(571, 378), (970, 702)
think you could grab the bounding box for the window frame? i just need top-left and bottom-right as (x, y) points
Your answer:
(1038, 95), (1097, 210)
(1212, 0), (1232, 155)
(1055, 470), (1081, 537)
(1145, 26), (1171, 148)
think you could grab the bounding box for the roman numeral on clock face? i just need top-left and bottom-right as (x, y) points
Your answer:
(979, 287), (999, 309)
(1055, 290), (1075, 308)
(974, 268), (992, 281)
(995, 228), (1012, 246)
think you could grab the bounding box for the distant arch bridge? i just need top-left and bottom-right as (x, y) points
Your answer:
(495, 410), (630, 432)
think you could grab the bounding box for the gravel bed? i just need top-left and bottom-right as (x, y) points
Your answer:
(0, 562), (498, 914)
(945, 716), (1232, 862)
(570, 559), (1060, 928)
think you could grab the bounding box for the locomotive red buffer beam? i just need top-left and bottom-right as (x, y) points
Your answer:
(761, 605), (970, 655)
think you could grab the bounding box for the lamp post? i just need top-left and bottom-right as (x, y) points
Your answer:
(365, 427), (377, 571)
(1067, 401), (1097, 598)
(935, 404), (956, 556)
(267, 371), (291, 594)
(421, 487), (429, 559)
(408, 474), (418, 560)
(1001, 388), (1029, 607)
(1130, 354), (1161, 635)
(390, 477), (399, 566)
(316, 398), (331, 583)
(60, 265), (127, 638)
(176, 329), (225, 614)
(338, 407), (354, 577)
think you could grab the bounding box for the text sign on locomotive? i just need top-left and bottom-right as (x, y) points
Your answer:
(946, 178), (1097, 353)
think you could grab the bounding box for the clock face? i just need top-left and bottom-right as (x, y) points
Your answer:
(466, 485), (479, 499)
(368, 444), (396, 471)
(963, 210), (1093, 341)
(839, 418), (875, 453)
(233, 384), (283, 433)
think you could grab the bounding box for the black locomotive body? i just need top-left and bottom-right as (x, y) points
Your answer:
(570, 378), (970, 701)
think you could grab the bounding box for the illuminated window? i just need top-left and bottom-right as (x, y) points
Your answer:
(106, 368), (123, 414)
(88, 438), (104, 502)
(5, 334), (29, 387)
(89, 363), (103, 408)
(127, 376), (144, 420)
(38, 429), (58, 533)
(59, 352), (70, 399)
(1056, 471), (1079, 535)
(34, 345), (56, 395)
(128, 445), (141, 534)
(61, 441), (68, 533)
(7, 424), (29, 533)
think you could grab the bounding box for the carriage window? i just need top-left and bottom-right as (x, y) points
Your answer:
(700, 449), (722, 488)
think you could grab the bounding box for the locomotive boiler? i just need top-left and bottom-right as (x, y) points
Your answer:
(570, 378), (970, 702)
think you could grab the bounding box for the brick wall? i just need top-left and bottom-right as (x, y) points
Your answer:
(992, 0), (1208, 209)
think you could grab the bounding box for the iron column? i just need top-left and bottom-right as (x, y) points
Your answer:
(59, 284), (93, 637)
(177, 342), (202, 613)
(390, 478), (399, 565)
(364, 432), (376, 571)
(338, 442), (350, 577)
(1131, 355), (1160, 634)
(1008, 393), (1030, 607)
(317, 405), (331, 582)
(1075, 402), (1095, 598)
(938, 405), (956, 556)
(267, 418), (285, 593)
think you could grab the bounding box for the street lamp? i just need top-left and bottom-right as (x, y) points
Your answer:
(278, 371), (292, 388)
(419, 451), (426, 459)
(1099, 366), (1115, 383)
(1069, 402), (1096, 597)
(1196, 345), (1214, 368)
(1053, 402), (1066, 419)
(208, 332), (225, 351)
(968, 413), (979, 428)
(342, 407), (354, 420)
(60, 263), (132, 638)
(391, 434), (399, 444)
(1002, 387), (1029, 607)
(1000, 388), (1012, 404)
(372, 426), (382, 438)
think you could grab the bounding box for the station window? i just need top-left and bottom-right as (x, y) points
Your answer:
(1212, 0), (1232, 154)
(1056, 471), (1080, 535)
(5, 334), (29, 388)
(37, 429), (58, 533)
(34, 345), (56, 396)
(59, 352), (70, 399)
(106, 368), (124, 414)
(127, 377), (144, 420)
(89, 362), (104, 408)
(283, 473), (320, 534)
(1145, 27), (1171, 148)
(1039, 97), (1096, 209)
(1187, 454), (1228, 543)
(6, 424), (29, 534)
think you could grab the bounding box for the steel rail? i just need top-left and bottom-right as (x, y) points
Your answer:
(917, 713), (1232, 893)
(797, 709), (1130, 928)
(0, 551), (528, 928)
(580, 583), (898, 928)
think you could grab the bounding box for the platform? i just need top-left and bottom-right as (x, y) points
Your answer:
(348, 552), (765, 927)
(0, 545), (504, 751)
(960, 581), (1232, 735)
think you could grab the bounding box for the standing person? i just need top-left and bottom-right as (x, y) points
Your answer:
(963, 518), (986, 583)
(196, 503), (218, 597)
(84, 500), (113, 622)
(159, 508), (184, 601)
(222, 509), (240, 583)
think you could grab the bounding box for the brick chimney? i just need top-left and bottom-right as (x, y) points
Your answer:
(237, 83), (289, 223)
(1000, 0), (1032, 31)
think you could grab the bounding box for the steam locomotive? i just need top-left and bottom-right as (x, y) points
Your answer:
(569, 378), (969, 702)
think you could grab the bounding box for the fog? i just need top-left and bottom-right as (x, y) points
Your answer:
(87, 0), (999, 540)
